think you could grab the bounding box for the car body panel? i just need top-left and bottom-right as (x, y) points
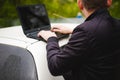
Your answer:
(0, 23), (80, 80)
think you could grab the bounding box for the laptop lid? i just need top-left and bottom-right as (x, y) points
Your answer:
(17, 4), (51, 35)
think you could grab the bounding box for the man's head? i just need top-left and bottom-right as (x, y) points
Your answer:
(77, 0), (112, 11)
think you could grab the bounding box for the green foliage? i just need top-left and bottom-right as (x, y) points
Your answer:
(109, 1), (120, 19)
(44, 0), (79, 18)
(0, 0), (120, 27)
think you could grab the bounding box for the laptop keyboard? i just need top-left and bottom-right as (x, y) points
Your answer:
(27, 31), (40, 39)
(27, 31), (69, 41)
(30, 31), (39, 36)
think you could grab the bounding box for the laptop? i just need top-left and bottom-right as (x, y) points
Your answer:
(17, 4), (69, 41)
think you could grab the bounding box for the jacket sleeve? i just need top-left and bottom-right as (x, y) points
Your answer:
(46, 27), (89, 76)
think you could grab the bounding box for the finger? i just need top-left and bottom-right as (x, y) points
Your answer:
(51, 28), (59, 32)
(37, 30), (44, 37)
(51, 26), (60, 30)
(52, 28), (61, 33)
(37, 32), (41, 37)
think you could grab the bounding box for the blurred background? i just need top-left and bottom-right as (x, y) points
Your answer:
(0, 0), (120, 28)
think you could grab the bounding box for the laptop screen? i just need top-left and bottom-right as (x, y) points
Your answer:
(17, 4), (50, 34)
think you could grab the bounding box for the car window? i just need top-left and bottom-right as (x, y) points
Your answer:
(0, 43), (38, 80)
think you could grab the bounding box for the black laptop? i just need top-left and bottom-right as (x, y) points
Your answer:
(17, 4), (69, 41)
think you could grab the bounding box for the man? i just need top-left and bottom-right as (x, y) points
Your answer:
(37, 0), (120, 80)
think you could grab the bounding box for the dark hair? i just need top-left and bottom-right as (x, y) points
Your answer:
(81, 0), (107, 10)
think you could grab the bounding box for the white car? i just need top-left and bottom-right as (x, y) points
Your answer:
(0, 21), (83, 80)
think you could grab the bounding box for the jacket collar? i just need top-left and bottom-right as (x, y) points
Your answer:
(85, 8), (110, 21)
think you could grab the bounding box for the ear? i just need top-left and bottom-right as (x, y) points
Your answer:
(107, 0), (112, 7)
(77, 0), (83, 10)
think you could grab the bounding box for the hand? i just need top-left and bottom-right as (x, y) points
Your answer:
(37, 30), (57, 41)
(51, 25), (74, 34)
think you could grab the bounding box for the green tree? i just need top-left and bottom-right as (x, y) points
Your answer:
(0, 0), (120, 27)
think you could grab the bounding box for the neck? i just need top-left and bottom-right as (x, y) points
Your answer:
(82, 8), (96, 18)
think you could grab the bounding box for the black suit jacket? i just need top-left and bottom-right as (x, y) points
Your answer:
(46, 8), (120, 80)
